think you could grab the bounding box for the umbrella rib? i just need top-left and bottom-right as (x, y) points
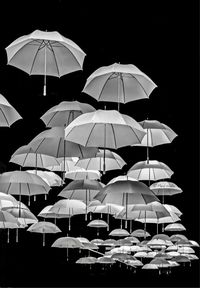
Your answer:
(0, 107), (10, 126)
(85, 124), (96, 147)
(150, 129), (153, 147)
(97, 73), (115, 101)
(129, 74), (149, 98)
(48, 42), (60, 77)
(131, 128), (143, 144)
(111, 124), (117, 149)
(22, 149), (31, 167)
(120, 74), (126, 104)
(152, 168), (156, 181)
(44, 111), (60, 127)
(57, 138), (62, 158)
(29, 41), (45, 75)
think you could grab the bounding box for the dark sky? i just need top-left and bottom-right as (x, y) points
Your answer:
(0, 1), (199, 287)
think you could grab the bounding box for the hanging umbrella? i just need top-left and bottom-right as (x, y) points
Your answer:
(65, 169), (101, 180)
(52, 236), (83, 260)
(163, 204), (182, 217)
(41, 101), (96, 127)
(90, 239), (104, 246)
(0, 170), (50, 206)
(142, 264), (158, 270)
(50, 199), (86, 230)
(152, 234), (171, 241)
(76, 237), (90, 244)
(6, 29), (86, 96)
(131, 229), (151, 238)
(64, 109), (146, 173)
(0, 93), (22, 127)
(0, 192), (18, 208)
(10, 145), (62, 169)
(58, 179), (104, 220)
(109, 228), (130, 237)
(165, 223), (186, 232)
(133, 120), (177, 162)
(75, 149), (126, 172)
(127, 160), (174, 182)
(26, 170), (64, 187)
(82, 62), (157, 110)
(27, 221), (61, 246)
(87, 219), (108, 236)
(150, 181), (183, 203)
(0, 210), (19, 243)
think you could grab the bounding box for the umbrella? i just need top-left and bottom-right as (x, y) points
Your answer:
(41, 101), (95, 127)
(133, 120), (177, 162)
(0, 93), (22, 127)
(58, 179), (103, 220)
(90, 239), (104, 246)
(10, 145), (61, 169)
(87, 219), (108, 236)
(6, 29), (86, 96)
(49, 199), (86, 230)
(150, 181), (183, 203)
(75, 149), (126, 172)
(107, 175), (137, 184)
(76, 256), (97, 264)
(150, 257), (170, 268)
(170, 234), (188, 242)
(0, 170), (50, 206)
(109, 228), (130, 237)
(142, 264), (158, 270)
(127, 160), (174, 183)
(165, 223), (186, 232)
(27, 221), (61, 246)
(65, 169), (101, 180)
(52, 236), (83, 260)
(97, 256), (115, 264)
(131, 229), (151, 238)
(64, 109), (146, 173)
(26, 170), (64, 187)
(82, 62), (157, 110)
(46, 158), (79, 172)
(0, 192), (18, 209)
(152, 234), (171, 241)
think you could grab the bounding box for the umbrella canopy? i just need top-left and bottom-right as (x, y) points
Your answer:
(76, 256), (97, 264)
(87, 219), (108, 228)
(75, 149), (126, 172)
(152, 234), (171, 241)
(64, 109), (146, 149)
(41, 101), (96, 127)
(10, 145), (62, 169)
(0, 93), (22, 127)
(150, 257), (170, 268)
(109, 228), (130, 237)
(3, 206), (37, 222)
(52, 236), (83, 248)
(0, 192), (18, 209)
(165, 223), (186, 232)
(127, 160), (174, 181)
(107, 175), (137, 184)
(50, 199), (86, 216)
(65, 169), (101, 180)
(82, 62), (157, 105)
(0, 210), (18, 224)
(150, 181), (183, 196)
(163, 204), (182, 217)
(142, 264), (158, 270)
(6, 29), (86, 95)
(133, 120), (177, 147)
(131, 229), (151, 238)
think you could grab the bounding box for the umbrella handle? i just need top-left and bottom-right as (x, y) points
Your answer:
(43, 43), (47, 96)
(16, 228), (18, 243)
(7, 228), (10, 243)
(43, 233), (45, 247)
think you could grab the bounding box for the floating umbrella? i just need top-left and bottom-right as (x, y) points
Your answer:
(82, 62), (157, 110)
(64, 109), (146, 173)
(150, 181), (183, 203)
(65, 169), (101, 180)
(0, 192), (18, 209)
(170, 234), (188, 242)
(9, 145), (61, 170)
(52, 236), (83, 260)
(27, 221), (61, 246)
(163, 204), (182, 217)
(142, 263), (158, 270)
(75, 149), (126, 172)
(152, 234), (171, 241)
(6, 29), (86, 96)
(133, 120), (177, 162)
(131, 229), (151, 238)
(50, 199), (86, 230)
(0, 93), (22, 127)
(165, 223), (186, 232)
(41, 101), (95, 127)
(46, 158), (79, 172)
(87, 219), (108, 236)
(109, 228), (130, 237)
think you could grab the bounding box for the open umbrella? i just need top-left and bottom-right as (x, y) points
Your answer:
(109, 228), (130, 237)
(27, 221), (61, 246)
(165, 223), (186, 232)
(150, 181), (183, 203)
(6, 29), (86, 96)
(65, 109), (146, 173)
(52, 236), (83, 260)
(0, 93), (22, 127)
(65, 169), (101, 180)
(82, 62), (157, 110)
(87, 219), (108, 236)
(41, 101), (95, 127)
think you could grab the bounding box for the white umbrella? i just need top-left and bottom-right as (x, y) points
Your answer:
(6, 30), (86, 95)
(0, 93), (22, 127)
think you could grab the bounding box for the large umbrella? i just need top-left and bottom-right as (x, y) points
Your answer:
(82, 62), (157, 110)
(0, 93), (22, 127)
(27, 221), (61, 246)
(49, 199), (86, 230)
(58, 179), (103, 220)
(0, 170), (50, 206)
(133, 120), (177, 162)
(64, 109), (146, 173)
(40, 101), (95, 127)
(75, 149), (126, 172)
(9, 145), (62, 169)
(6, 29), (86, 96)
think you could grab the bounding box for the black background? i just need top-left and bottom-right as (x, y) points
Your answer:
(0, 0), (199, 287)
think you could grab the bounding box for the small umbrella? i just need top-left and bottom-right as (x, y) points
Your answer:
(9, 145), (61, 170)
(64, 109), (146, 173)
(6, 30), (86, 96)
(75, 149), (126, 172)
(0, 93), (22, 127)
(0, 192), (18, 209)
(178, 247), (195, 254)
(52, 236), (83, 260)
(170, 234), (188, 242)
(76, 256), (97, 264)
(109, 228), (130, 237)
(90, 239), (104, 246)
(41, 101), (96, 127)
(131, 229), (151, 238)
(50, 199), (86, 230)
(165, 223), (186, 232)
(152, 234), (171, 241)
(163, 204), (182, 217)
(150, 181), (183, 203)
(150, 257), (170, 268)
(127, 160), (174, 183)
(142, 264), (158, 270)
(82, 62), (157, 110)
(87, 219), (108, 236)
(27, 221), (61, 246)
(65, 169), (101, 180)
(124, 236), (140, 244)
